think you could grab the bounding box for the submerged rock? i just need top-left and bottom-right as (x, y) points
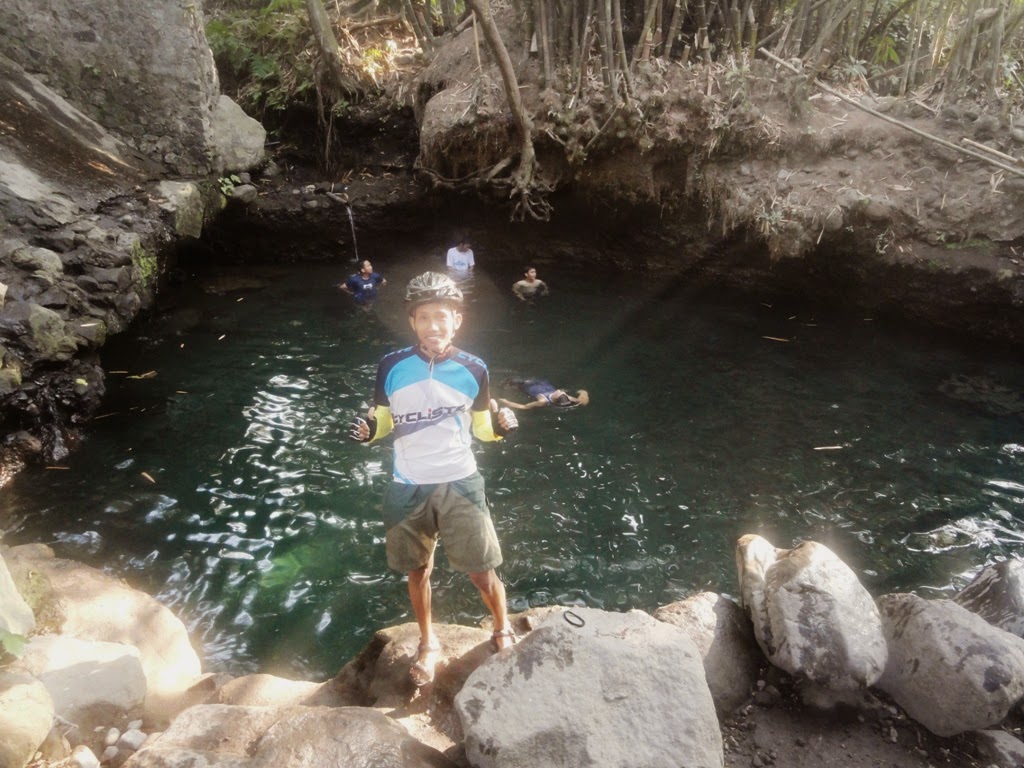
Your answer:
(954, 559), (1024, 636)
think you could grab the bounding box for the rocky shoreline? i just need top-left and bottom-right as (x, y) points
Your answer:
(4, 537), (1024, 768)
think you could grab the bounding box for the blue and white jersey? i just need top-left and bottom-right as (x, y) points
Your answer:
(369, 346), (499, 484)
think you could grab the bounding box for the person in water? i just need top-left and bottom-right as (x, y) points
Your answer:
(499, 378), (590, 410)
(349, 271), (519, 686)
(512, 266), (549, 301)
(340, 259), (386, 303)
(446, 236), (475, 272)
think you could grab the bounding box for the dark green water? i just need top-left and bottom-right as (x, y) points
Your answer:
(6, 253), (1024, 680)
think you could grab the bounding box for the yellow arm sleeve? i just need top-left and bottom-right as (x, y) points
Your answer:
(368, 405), (394, 443)
(471, 409), (502, 442)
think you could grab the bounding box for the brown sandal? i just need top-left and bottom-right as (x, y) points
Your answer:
(491, 627), (518, 652)
(410, 640), (441, 687)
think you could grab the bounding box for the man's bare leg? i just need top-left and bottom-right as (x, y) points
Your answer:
(408, 554), (440, 684)
(469, 569), (514, 649)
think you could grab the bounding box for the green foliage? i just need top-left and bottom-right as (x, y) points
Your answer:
(1, 630), (27, 658)
(205, 1), (317, 115)
(219, 174), (242, 195)
(131, 239), (159, 290)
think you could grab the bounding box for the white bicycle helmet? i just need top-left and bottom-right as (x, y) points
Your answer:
(405, 271), (464, 308)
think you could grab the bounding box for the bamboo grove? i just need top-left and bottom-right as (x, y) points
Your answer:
(398, 0), (1024, 101)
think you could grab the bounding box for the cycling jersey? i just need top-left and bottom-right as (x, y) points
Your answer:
(369, 346), (500, 484)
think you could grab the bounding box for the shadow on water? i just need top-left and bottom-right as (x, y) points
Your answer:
(5, 249), (1024, 679)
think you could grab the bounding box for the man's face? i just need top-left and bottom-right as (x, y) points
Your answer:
(409, 301), (462, 355)
(360, 260), (373, 276)
(526, 268), (537, 280)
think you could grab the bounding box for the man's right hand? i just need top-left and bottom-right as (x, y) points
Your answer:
(349, 410), (377, 442)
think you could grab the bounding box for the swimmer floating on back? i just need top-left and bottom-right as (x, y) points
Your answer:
(498, 378), (590, 410)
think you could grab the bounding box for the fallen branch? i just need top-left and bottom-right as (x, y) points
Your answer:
(346, 15), (402, 31)
(961, 137), (1023, 167)
(757, 48), (1024, 181)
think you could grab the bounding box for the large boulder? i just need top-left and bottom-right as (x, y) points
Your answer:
(653, 592), (763, 715)
(124, 704), (457, 768)
(325, 621), (494, 755)
(0, 0), (221, 174)
(214, 674), (321, 707)
(877, 593), (1024, 736)
(736, 535), (887, 693)
(210, 96), (266, 174)
(4, 545), (201, 724)
(0, 552), (34, 636)
(954, 559), (1024, 637)
(13, 635), (147, 728)
(0, 670), (55, 768)
(455, 608), (723, 768)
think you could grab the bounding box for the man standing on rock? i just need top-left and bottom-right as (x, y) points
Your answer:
(349, 271), (519, 686)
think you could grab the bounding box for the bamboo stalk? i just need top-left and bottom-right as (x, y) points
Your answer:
(612, 0), (634, 96)
(989, 1), (1005, 92)
(663, 0), (689, 58)
(632, 0), (662, 67)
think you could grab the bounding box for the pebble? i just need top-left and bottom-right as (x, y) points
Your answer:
(752, 754), (763, 767)
(72, 746), (101, 768)
(888, 726), (898, 743)
(118, 729), (147, 752)
(101, 747), (119, 763)
(126, 720), (143, 731)
(104, 728), (120, 747)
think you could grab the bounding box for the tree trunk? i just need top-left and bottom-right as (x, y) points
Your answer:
(305, 0), (359, 95)
(462, 0), (547, 219)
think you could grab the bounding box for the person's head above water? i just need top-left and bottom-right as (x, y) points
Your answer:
(405, 272), (464, 356)
(523, 266), (538, 281)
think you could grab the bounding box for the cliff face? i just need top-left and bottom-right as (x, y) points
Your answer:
(0, 0), (221, 176)
(0, 0), (264, 481)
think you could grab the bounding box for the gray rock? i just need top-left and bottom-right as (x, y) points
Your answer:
(877, 593), (1024, 736)
(2, 302), (77, 359)
(4, 546), (202, 726)
(124, 704), (454, 768)
(954, 559), (1024, 637)
(1010, 127), (1024, 145)
(118, 730), (147, 752)
(0, 553), (34, 636)
(72, 745), (101, 768)
(10, 246), (63, 278)
(210, 95), (266, 174)
(214, 674), (321, 708)
(229, 184), (258, 204)
(156, 182), (208, 240)
(862, 196), (895, 223)
(973, 729), (1024, 767)
(87, 267), (130, 290)
(653, 592), (762, 715)
(0, 670), (55, 768)
(456, 608), (723, 768)
(737, 535), (886, 693)
(104, 728), (121, 748)
(12, 636), (147, 727)
(101, 746), (120, 764)
(0, 282), (7, 310)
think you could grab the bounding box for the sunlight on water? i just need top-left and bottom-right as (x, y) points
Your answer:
(5, 256), (1024, 679)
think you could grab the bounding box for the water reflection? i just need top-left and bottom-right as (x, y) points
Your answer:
(3, 261), (1024, 679)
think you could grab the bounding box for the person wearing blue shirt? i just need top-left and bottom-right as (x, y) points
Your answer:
(340, 260), (386, 303)
(349, 272), (520, 687)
